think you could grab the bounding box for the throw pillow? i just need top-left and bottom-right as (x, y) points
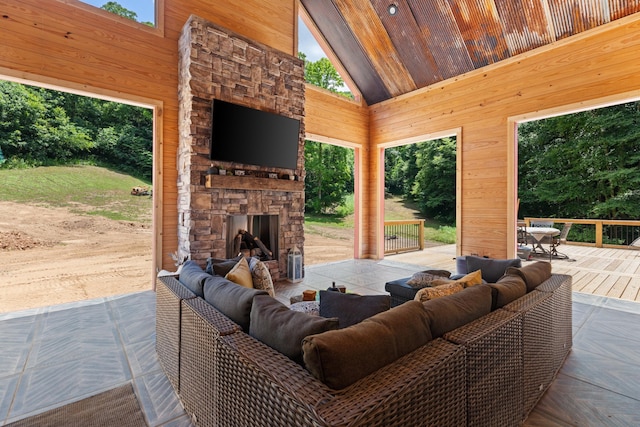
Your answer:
(465, 256), (522, 283)
(177, 260), (210, 298)
(487, 274), (527, 310)
(303, 301), (432, 390)
(251, 260), (275, 297)
(206, 255), (243, 276)
(289, 301), (320, 316)
(422, 285), (493, 337)
(225, 257), (254, 288)
(319, 291), (390, 328)
(430, 269), (483, 288)
(203, 275), (267, 332)
(506, 261), (552, 292)
(414, 282), (464, 302)
(250, 295), (338, 364)
(406, 269), (452, 287)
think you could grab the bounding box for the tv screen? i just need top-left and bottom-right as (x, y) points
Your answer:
(210, 99), (301, 170)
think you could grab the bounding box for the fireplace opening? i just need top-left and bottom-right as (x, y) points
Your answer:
(227, 215), (279, 261)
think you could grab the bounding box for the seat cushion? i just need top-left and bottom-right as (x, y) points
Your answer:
(250, 296), (338, 364)
(178, 260), (210, 298)
(465, 256), (522, 283)
(203, 275), (268, 332)
(422, 285), (493, 338)
(506, 261), (552, 292)
(319, 291), (390, 328)
(303, 301), (432, 390)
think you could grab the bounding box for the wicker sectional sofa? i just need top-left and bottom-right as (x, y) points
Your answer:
(156, 263), (572, 427)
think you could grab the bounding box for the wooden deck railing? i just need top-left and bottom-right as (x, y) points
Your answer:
(383, 220), (425, 254)
(523, 217), (640, 248)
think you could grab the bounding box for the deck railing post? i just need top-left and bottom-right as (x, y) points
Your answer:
(595, 221), (603, 248)
(419, 219), (425, 250)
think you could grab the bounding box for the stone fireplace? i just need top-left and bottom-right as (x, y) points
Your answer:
(177, 15), (306, 280)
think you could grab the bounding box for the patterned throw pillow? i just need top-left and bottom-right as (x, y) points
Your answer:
(429, 269), (483, 288)
(406, 269), (452, 288)
(251, 260), (275, 297)
(414, 282), (465, 302)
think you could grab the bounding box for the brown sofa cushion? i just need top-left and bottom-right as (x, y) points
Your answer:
(422, 285), (493, 338)
(487, 274), (527, 310)
(319, 291), (390, 328)
(203, 275), (268, 332)
(249, 295), (338, 364)
(303, 301), (432, 390)
(506, 261), (552, 292)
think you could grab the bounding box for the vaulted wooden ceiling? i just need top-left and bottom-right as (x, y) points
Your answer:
(300, 0), (640, 105)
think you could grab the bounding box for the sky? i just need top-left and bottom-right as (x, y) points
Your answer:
(80, 1), (326, 61)
(81, 0), (156, 24)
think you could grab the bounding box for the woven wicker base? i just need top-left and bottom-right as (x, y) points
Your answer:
(6, 383), (146, 427)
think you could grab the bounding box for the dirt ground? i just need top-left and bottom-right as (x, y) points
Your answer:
(0, 202), (353, 313)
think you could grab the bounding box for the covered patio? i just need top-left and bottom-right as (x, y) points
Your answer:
(2, 245), (640, 426)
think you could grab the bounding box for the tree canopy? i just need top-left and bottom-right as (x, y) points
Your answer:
(0, 80), (153, 180)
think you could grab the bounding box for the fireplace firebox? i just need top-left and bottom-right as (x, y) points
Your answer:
(227, 215), (279, 261)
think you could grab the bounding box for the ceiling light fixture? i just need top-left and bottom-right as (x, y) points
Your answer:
(388, 4), (398, 16)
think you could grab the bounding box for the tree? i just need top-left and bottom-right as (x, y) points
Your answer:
(299, 54), (354, 214)
(518, 102), (640, 220)
(410, 138), (457, 223)
(101, 2), (138, 21)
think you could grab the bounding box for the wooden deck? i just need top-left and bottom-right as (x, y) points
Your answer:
(387, 243), (640, 303)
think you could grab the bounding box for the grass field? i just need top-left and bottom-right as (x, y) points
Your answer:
(304, 193), (456, 244)
(0, 165), (153, 223)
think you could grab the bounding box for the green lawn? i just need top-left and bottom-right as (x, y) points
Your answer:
(0, 165), (153, 223)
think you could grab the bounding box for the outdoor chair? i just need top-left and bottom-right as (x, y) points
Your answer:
(550, 223), (572, 258)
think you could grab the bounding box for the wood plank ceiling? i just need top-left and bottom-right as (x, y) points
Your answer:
(300, 0), (640, 105)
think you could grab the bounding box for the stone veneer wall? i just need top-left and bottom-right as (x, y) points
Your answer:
(177, 15), (305, 279)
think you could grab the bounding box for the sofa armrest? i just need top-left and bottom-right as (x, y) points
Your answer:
(444, 309), (524, 427)
(155, 275), (197, 393)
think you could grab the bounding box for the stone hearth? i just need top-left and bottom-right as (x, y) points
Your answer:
(177, 15), (306, 280)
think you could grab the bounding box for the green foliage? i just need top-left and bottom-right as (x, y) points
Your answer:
(518, 102), (640, 220)
(424, 225), (457, 244)
(0, 165), (151, 222)
(304, 141), (354, 214)
(0, 80), (152, 179)
(101, 1), (138, 21)
(299, 53), (352, 99)
(384, 138), (456, 224)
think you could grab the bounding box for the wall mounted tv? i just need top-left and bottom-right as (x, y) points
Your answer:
(210, 99), (301, 170)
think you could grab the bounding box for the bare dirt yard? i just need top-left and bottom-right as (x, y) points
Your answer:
(0, 201), (354, 313)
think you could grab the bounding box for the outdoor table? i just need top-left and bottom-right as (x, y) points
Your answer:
(525, 227), (560, 259)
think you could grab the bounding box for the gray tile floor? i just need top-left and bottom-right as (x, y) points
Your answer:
(1, 259), (639, 426)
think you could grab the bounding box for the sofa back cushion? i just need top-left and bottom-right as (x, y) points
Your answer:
(422, 285), (493, 337)
(506, 261), (552, 292)
(206, 255), (243, 276)
(302, 301), (432, 390)
(178, 260), (210, 298)
(487, 274), (527, 310)
(319, 291), (390, 328)
(203, 275), (267, 332)
(250, 295), (339, 364)
(465, 256), (522, 283)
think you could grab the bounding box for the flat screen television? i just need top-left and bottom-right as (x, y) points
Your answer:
(210, 99), (301, 170)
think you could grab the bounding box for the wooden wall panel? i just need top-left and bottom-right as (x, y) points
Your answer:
(304, 85), (369, 146)
(0, 0), (297, 271)
(370, 14), (640, 259)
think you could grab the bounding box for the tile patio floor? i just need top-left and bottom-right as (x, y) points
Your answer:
(1, 258), (640, 426)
